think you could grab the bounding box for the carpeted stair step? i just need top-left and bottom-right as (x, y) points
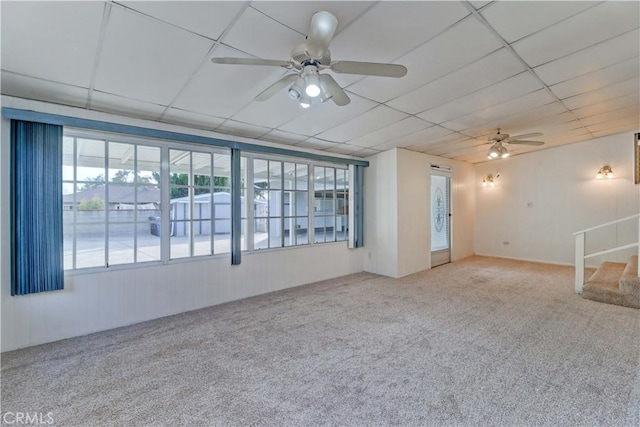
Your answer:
(582, 260), (640, 309)
(619, 255), (639, 297)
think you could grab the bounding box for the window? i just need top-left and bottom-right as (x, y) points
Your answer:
(252, 158), (310, 249)
(314, 166), (349, 243)
(63, 131), (350, 271)
(63, 136), (161, 269)
(168, 149), (231, 258)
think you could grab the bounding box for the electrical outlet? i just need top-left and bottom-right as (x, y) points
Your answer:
(368, 252), (372, 259)
(503, 241), (510, 245)
(527, 202), (534, 208)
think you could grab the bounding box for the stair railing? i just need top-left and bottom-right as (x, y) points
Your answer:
(573, 213), (640, 294)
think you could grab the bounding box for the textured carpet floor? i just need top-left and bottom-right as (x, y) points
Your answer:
(2, 256), (640, 426)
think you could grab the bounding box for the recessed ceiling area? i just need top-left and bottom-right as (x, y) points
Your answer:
(1, 1), (638, 163)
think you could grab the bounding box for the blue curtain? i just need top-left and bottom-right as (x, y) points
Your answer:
(11, 120), (64, 295)
(230, 148), (242, 265)
(353, 165), (364, 248)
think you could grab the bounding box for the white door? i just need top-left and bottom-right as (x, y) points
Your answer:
(430, 171), (451, 267)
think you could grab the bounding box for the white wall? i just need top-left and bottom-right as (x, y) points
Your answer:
(364, 148), (476, 278)
(474, 132), (640, 266)
(363, 149), (399, 277)
(0, 97), (364, 351)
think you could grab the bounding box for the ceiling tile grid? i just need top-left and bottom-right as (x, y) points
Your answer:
(1, 1), (638, 164)
(95, 5), (215, 106)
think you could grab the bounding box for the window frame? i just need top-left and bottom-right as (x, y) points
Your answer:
(63, 129), (351, 275)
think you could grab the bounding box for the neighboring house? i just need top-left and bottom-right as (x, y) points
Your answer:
(63, 185), (160, 210)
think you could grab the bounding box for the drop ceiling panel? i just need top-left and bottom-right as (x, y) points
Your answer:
(571, 93), (640, 119)
(591, 127), (638, 139)
(173, 46), (286, 118)
(522, 120), (584, 139)
(295, 138), (339, 150)
(348, 17), (501, 103)
(278, 93), (377, 136)
(331, 2), (469, 65)
(161, 108), (226, 131)
(215, 119), (271, 139)
(408, 133), (469, 154)
(373, 123), (448, 151)
(250, 2), (374, 35)
(418, 72), (542, 124)
(512, 2), (639, 68)
(458, 102), (568, 138)
(481, 1), (596, 43)
(470, 1), (492, 10)
(90, 91), (166, 121)
(232, 82), (306, 128)
(262, 130), (309, 146)
(534, 29), (640, 86)
(351, 148), (381, 158)
(562, 78), (640, 111)
(588, 117), (640, 134)
(580, 108), (640, 128)
(347, 117), (434, 149)
(539, 127), (592, 143)
(0, 1), (104, 87)
(549, 57), (640, 100)
(122, 2), (245, 40)
(587, 116), (639, 133)
(95, 7), (213, 105)
(388, 48), (526, 115)
(501, 112), (577, 141)
(323, 144), (362, 155)
(443, 143), (489, 160)
(223, 7), (303, 60)
(442, 90), (557, 131)
(0, 72), (89, 108)
(427, 138), (483, 157)
(316, 105), (408, 143)
(2, 1), (639, 165)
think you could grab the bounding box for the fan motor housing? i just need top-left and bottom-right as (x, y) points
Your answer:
(291, 43), (331, 67)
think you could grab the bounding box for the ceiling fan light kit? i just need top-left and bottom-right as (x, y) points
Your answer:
(485, 129), (544, 160)
(210, 11), (407, 109)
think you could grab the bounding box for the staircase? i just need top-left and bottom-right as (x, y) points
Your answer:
(574, 214), (639, 309)
(582, 256), (640, 308)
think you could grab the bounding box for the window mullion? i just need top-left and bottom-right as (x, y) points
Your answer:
(104, 140), (109, 268)
(133, 145), (138, 263)
(72, 136), (77, 270)
(160, 146), (170, 263)
(210, 153), (215, 255)
(246, 156), (254, 252)
(309, 165), (315, 245)
(188, 153), (194, 258)
(230, 148), (242, 264)
(280, 162), (284, 248)
(332, 168), (337, 242)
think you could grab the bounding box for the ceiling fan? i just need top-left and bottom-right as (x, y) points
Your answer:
(210, 11), (408, 108)
(486, 129), (544, 159)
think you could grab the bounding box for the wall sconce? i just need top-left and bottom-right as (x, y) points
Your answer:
(482, 171), (501, 187)
(596, 165), (614, 179)
(482, 175), (494, 187)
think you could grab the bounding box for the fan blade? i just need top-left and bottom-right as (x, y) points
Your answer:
(320, 74), (350, 106)
(508, 139), (545, 146)
(305, 11), (338, 59)
(510, 132), (543, 140)
(330, 61), (407, 78)
(211, 57), (291, 68)
(255, 74), (298, 101)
